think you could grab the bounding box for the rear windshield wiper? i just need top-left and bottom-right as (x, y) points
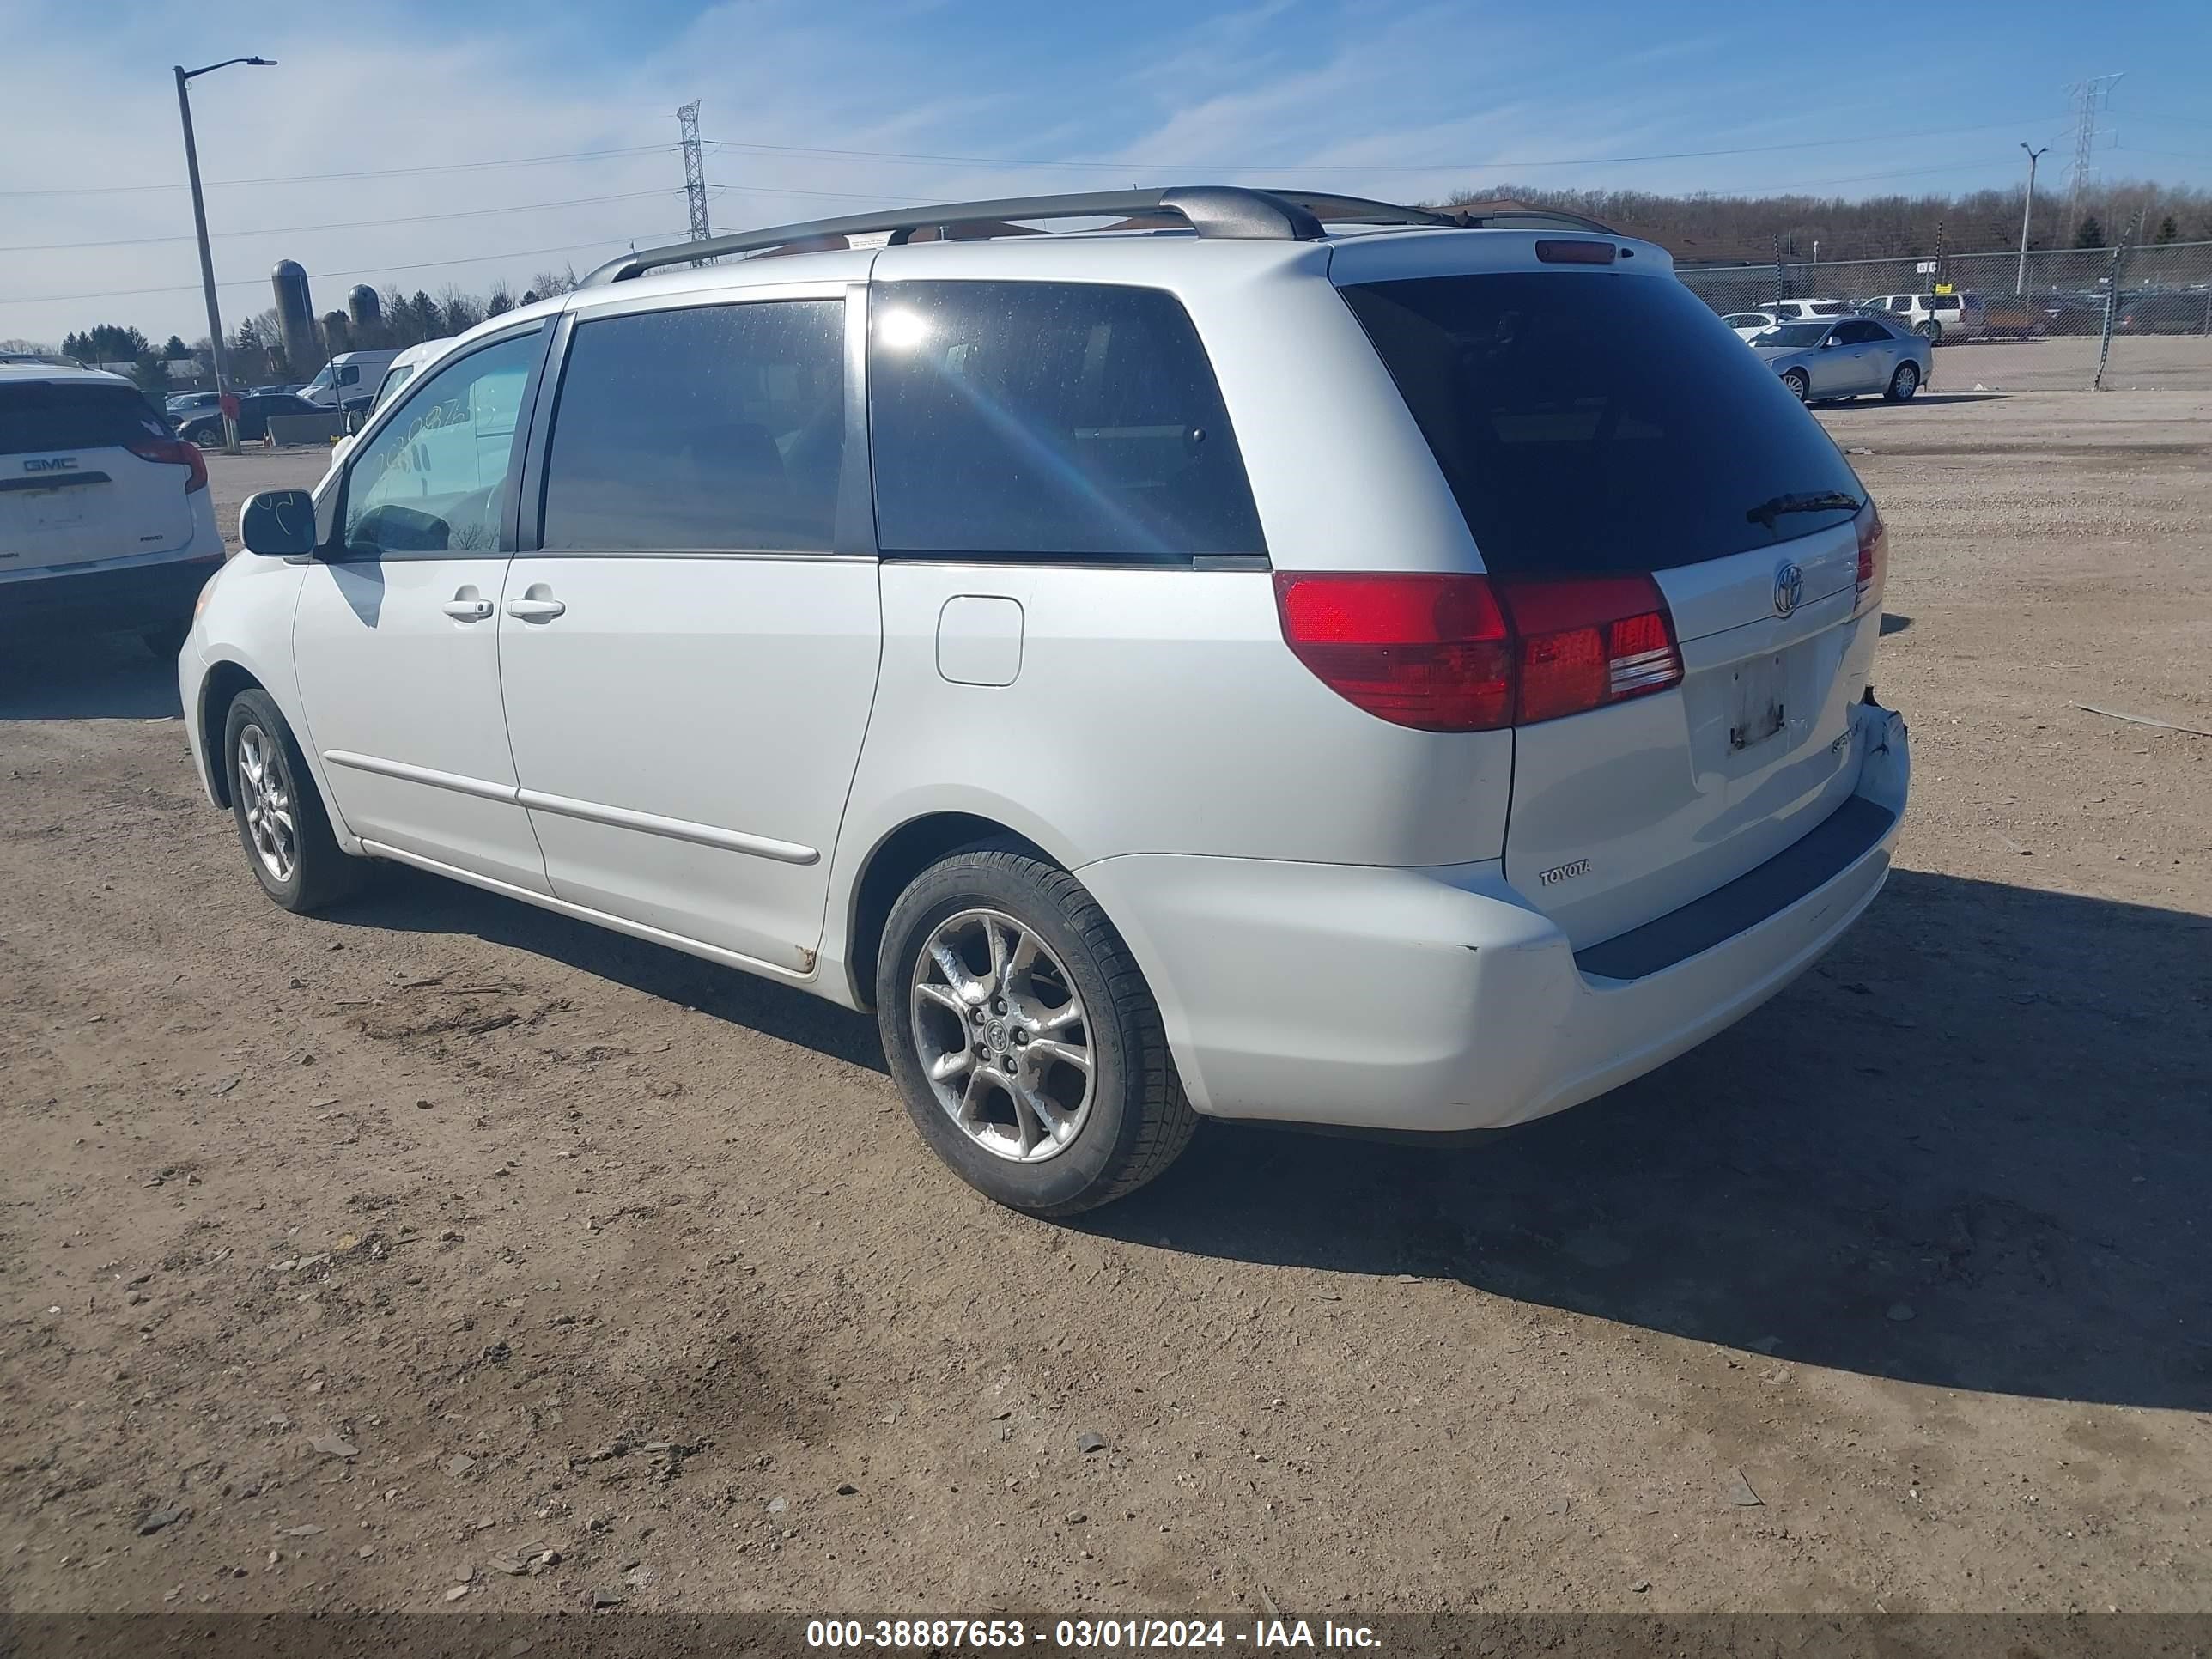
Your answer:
(1745, 490), (1863, 530)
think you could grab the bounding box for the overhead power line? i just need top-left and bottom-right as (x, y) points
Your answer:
(702, 117), (2070, 174)
(0, 233), (657, 306)
(0, 143), (675, 199)
(0, 188), (701, 253)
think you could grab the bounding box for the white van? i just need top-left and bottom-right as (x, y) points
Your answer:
(1858, 292), (1986, 343)
(367, 337), (452, 413)
(298, 349), (401, 413)
(325, 338), (456, 476)
(185, 186), (1910, 1214)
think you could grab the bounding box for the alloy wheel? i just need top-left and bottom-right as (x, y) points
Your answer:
(909, 907), (1093, 1164)
(236, 724), (297, 884)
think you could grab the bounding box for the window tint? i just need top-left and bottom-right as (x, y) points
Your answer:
(342, 331), (539, 557)
(1834, 320), (1884, 343)
(0, 380), (167, 457)
(1340, 272), (1867, 575)
(868, 281), (1263, 562)
(540, 301), (843, 552)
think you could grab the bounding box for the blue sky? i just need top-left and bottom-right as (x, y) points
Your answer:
(3, 0), (2208, 344)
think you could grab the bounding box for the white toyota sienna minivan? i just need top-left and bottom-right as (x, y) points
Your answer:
(179, 188), (1911, 1215)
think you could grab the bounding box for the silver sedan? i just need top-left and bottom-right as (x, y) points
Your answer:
(1752, 315), (1931, 404)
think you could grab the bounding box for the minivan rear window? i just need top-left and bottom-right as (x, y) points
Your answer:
(0, 380), (169, 458)
(1339, 272), (1866, 573)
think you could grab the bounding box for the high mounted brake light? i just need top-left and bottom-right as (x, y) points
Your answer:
(1534, 240), (1616, 264)
(1273, 572), (1682, 732)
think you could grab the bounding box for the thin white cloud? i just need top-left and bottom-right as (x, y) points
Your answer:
(0, 0), (2185, 346)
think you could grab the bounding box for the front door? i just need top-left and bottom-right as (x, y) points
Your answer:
(496, 288), (880, 972)
(292, 326), (553, 893)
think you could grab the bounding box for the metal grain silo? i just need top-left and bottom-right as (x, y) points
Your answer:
(346, 284), (383, 344)
(270, 259), (317, 380)
(322, 311), (352, 356)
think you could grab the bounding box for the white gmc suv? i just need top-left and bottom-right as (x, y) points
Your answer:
(179, 188), (1911, 1215)
(3, 362), (222, 654)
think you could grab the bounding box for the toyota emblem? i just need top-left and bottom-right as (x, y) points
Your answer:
(1772, 561), (1805, 617)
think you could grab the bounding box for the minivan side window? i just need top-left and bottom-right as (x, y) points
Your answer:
(867, 281), (1265, 563)
(341, 331), (539, 558)
(539, 300), (844, 552)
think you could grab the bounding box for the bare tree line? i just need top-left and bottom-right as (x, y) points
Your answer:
(1438, 179), (2212, 264)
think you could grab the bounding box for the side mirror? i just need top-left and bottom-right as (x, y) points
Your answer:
(344, 407), (365, 434)
(1820, 336), (1838, 348)
(240, 489), (318, 557)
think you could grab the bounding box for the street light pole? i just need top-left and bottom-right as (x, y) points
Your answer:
(173, 56), (275, 457)
(2017, 143), (2050, 299)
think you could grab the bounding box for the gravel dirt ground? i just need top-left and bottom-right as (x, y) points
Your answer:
(2, 365), (2208, 1622)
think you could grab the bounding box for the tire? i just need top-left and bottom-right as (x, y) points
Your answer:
(142, 620), (191, 659)
(1781, 369), (1809, 402)
(1884, 361), (1922, 402)
(222, 688), (367, 913)
(876, 843), (1196, 1216)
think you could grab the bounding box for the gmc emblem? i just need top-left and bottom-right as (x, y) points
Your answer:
(23, 457), (77, 472)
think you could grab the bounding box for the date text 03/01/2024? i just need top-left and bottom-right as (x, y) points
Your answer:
(804, 1617), (1382, 1650)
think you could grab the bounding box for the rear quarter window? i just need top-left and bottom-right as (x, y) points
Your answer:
(866, 281), (1264, 563)
(0, 381), (168, 457)
(1339, 271), (1866, 574)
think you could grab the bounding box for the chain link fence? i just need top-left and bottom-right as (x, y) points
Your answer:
(1677, 240), (2212, 389)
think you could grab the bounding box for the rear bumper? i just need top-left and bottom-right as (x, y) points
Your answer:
(0, 549), (222, 639)
(1079, 698), (1910, 1133)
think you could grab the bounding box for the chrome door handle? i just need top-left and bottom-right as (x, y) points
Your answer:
(505, 598), (566, 622)
(441, 599), (494, 622)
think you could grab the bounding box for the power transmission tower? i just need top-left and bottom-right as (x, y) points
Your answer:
(677, 100), (714, 264)
(2063, 73), (2122, 245)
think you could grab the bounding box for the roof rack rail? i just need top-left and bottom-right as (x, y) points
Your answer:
(576, 188), (1622, 288)
(580, 186), (1329, 286)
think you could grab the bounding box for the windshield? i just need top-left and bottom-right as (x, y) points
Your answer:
(302, 366), (334, 394)
(1755, 323), (1830, 348)
(1339, 271), (1865, 574)
(373, 364), (417, 409)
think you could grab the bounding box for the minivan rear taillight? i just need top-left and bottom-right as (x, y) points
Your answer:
(1273, 571), (1682, 732)
(1272, 573), (1514, 732)
(1500, 575), (1685, 724)
(1854, 500), (1887, 617)
(126, 433), (209, 494)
